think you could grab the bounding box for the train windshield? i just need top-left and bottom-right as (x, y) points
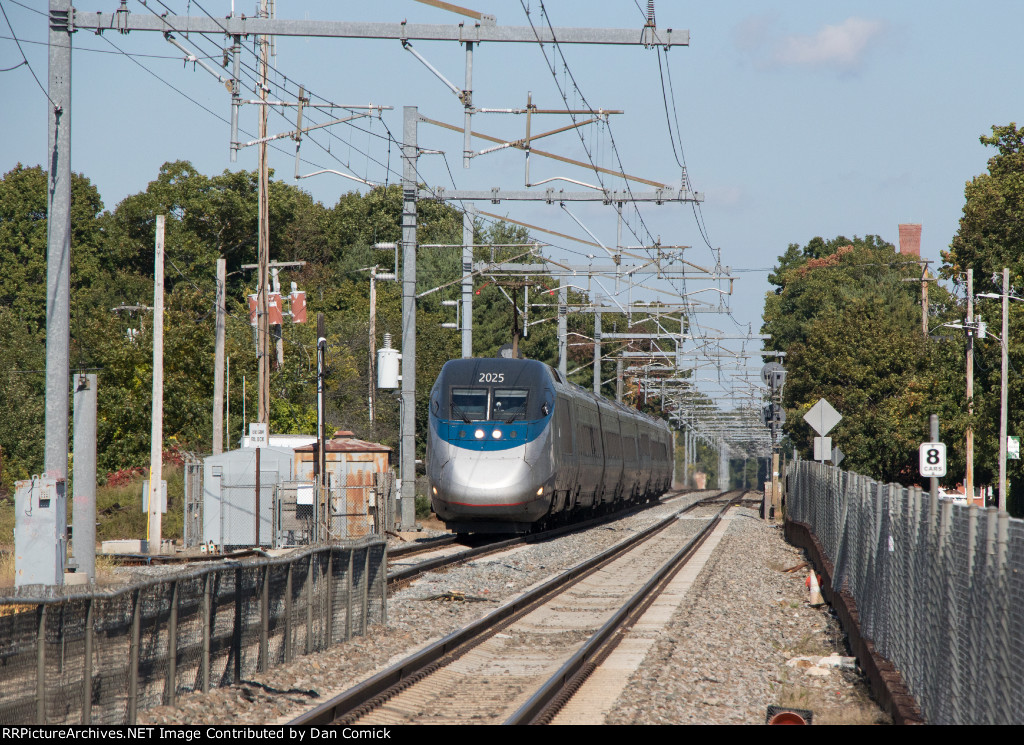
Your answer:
(450, 388), (489, 421)
(493, 388), (529, 422)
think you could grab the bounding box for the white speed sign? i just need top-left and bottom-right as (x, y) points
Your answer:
(919, 442), (947, 477)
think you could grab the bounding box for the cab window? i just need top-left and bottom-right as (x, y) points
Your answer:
(450, 388), (488, 421)
(493, 388), (529, 420)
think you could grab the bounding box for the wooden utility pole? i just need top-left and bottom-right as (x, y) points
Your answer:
(148, 215), (165, 554)
(256, 0), (271, 430)
(903, 260), (937, 338)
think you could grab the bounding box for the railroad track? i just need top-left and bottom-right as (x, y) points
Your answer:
(292, 490), (745, 725)
(384, 488), (705, 588)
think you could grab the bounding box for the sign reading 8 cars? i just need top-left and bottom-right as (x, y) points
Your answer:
(919, 442), (947, 478)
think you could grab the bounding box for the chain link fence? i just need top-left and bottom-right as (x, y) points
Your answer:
(0, 536), (386, 725)
(188, 463), (398, 549)
(787, 460), (1023, 724)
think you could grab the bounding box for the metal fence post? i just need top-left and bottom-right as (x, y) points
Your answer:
(346, 548), (354, 641)
(982, 508), (998, 724)
(260, 565), (270, 672)
(128, 590), (141, 725)
(167, 579), (179, 706)
(325, 549), (334, 649)
(82, 597), (93, 724)
(36, 605), (46, 725)
(994, 512), (1011, 723)
(233, 567), (242, 683)
(362, 545), (371, 635)
(963, 505), (979, 721)
(938, 499), (957, 724)
(202, 571), (211, 694)
(305, 554), (314, 655)
(285, 561), (293, 663)
(380, 544), (388, 626)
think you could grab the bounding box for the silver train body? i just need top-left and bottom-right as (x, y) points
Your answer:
(427, 358), (674, 533)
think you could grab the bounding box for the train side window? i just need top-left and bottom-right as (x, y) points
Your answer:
(557, 400), (573, 454)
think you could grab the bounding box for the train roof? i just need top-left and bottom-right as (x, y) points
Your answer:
(438, 357), (670, 431)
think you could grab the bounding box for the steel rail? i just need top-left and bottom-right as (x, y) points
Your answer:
(289, 490), (726, 726)
(385, 489), (696, 587)
(505, 491), (746, 724)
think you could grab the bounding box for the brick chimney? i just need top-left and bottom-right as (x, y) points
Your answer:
(898, 224), (921, 257)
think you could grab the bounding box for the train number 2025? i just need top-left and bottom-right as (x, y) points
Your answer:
(478, 372), (505, 383)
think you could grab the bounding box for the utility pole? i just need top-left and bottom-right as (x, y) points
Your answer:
(902, 260), (937, 339)
(271, 267), (285, 369)
(72, 374), (97, 580)
(212, 258), (226, 455)
(369, 266), (377, 424)
(401, 106), (419, 531)
(967, 268), (975, 505)
(558, 278), (568, 379)
(316, 313), (327, 543)
(148, 215), (165, 555)
(999, 267), (1009, 511)
(616, 357), (624, 403)
(593, 296), (602, 395)
(681, 419), (689, 488)
(930, 414), (940, 502)
(44, 0), (72, 483)
(256, 0), (271, 432)
(462, 205), (474, 358)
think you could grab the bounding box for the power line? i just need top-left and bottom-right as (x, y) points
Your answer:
(0, 0), (56, 108)
(0, 32), (222, 60)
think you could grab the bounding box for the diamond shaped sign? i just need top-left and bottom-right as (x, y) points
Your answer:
(804, 398), (842, 437)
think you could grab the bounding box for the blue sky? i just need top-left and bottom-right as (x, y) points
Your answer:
(2, 1), (1021, 404)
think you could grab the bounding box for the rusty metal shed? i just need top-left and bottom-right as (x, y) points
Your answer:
(293, 431), (392, 538)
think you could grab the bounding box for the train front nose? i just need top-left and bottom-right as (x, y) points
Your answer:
(433, 448), (550, 522)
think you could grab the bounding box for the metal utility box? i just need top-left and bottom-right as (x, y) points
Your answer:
(294, 431), (391, 538)
(14, 477), (67, 586)
(203, 446), (294, 549)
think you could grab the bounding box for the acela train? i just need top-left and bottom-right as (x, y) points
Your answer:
(427, 357), (674, 533)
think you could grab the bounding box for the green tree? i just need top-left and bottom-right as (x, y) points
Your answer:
(763, 236), (959, 483)
(943, 123), (1024, 512)
(0, 165), (107, 492)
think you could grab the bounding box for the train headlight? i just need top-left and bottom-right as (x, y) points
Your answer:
(492, 429), (502, 439)
(474, 429), (485, 439)
(536, 486), (544, 496)
(432, 485), (437, 495)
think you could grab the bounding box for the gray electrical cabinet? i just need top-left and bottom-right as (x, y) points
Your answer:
(203, 447), (294, 549)
(14, 477), (67, 586)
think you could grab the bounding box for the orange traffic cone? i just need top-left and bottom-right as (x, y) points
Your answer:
(807, 569), (824, 607)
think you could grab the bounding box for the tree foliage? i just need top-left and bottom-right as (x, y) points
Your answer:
(0, 162), (606, 496)
(943, 123), (1024, 510)
(762, 235), (961, 483)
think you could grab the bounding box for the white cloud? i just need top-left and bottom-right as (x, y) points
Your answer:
(772, 17), (886, 72)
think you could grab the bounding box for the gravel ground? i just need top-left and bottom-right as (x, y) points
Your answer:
(137, 493), (890, 726)
(607, 505), (890, 725)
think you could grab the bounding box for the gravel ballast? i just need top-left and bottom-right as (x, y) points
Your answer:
(137, 493), (890, 726)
